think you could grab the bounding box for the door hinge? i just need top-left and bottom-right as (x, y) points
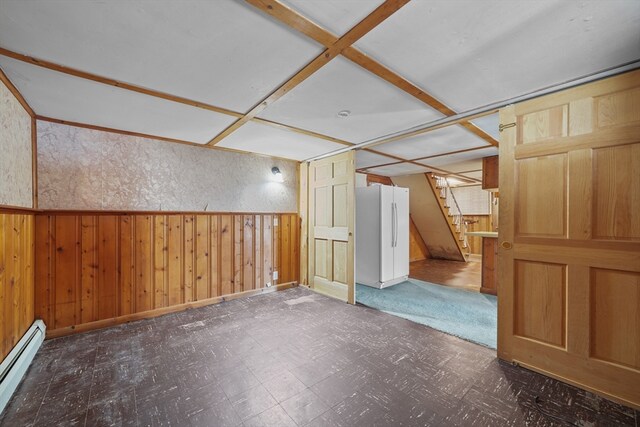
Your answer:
(499, 122), (516, 132)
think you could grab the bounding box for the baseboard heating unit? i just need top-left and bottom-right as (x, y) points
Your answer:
(0, 320), (46, 414)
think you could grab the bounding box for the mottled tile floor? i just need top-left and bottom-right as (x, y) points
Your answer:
(1, 287), (637, 426)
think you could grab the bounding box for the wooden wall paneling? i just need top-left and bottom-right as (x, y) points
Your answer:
(280, 215), (291, 283)
(153, 215), (167, 309)
(1, 214), (8, 355)
(243, 215), (255, 291)
(210, 215), (220, 298)
(273, 215), (279, 285)
(32, 212), (299, 337)
(99, 216), (118, 319)
(135, 215), (153, 312)
(34, 215), (51, 326)
(183, 215), (195, 303)
(167, 215), (183, 306)
(22, 215), (34, 337)
(234, 215), (243, 293)
(0, 213), (35, 360)
(119, 215), (134, 315)
(255, 215), (263, 289)
(194, 215), (210, 301)
(263, 215), (273, 287)
(52, 215), (79, 329)
(80, 215), (97, 324)
(220, 215), (233, 296)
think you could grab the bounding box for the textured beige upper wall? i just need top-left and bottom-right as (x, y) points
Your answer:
(37, 121), (298, 212)
(0, 78), (32, 208)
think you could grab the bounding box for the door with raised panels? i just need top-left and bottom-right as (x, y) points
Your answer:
(498, 69), (640, 408)
(308, 151), (355, 303)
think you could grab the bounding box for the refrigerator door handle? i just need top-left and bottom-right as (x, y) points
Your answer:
(391, 203), (395, 248)
(393, 202), (398, 248)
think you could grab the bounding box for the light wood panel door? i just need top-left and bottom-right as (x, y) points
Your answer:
(498, 70), (640, 408)
(308, 152), (355, 303)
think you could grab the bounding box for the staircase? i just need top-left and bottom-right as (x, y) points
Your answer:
(391, 173), (467, 262)
(427, 174), (470, 256)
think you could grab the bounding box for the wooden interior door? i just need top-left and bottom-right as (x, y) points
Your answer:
(308, 151), (355, 303)
(498, 69), (640, 408)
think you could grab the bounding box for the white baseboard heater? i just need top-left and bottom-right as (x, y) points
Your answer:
(0, 320), (46, 415)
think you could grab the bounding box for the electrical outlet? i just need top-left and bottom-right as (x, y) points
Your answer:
(266, 282), (272, 287)
(273, 271), (278, 280)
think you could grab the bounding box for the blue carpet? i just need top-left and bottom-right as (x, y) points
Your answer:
(356, 279), (497, 348)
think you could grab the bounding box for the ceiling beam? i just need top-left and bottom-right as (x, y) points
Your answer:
(207, 0), (411, 146)
(362, 144), (494, 170)
(357, 151), (481, 183)
(245, 0), (498, 148)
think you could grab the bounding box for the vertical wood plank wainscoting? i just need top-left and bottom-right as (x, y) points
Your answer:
(0, 211), (35, 360)
(35, 212), (299, 337)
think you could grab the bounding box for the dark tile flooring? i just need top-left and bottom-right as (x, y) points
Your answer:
(1, 286), (637, 427)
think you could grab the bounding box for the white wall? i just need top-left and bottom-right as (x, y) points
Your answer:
(0, 79), (32, 208)
(451, 185), (490, 215)
(36, 121), (298, 212)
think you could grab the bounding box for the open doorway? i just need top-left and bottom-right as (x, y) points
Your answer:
(353, 153), (499, 349)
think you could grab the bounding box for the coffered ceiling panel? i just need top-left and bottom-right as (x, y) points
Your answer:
(0, 55), (236, 144)
(364, 163), (430, 177)
(355, 150), (398, 169)
(217, 121), (344, 161)
(281, 0), (385, 36)
(0, 0), (322, 113)
(257, 56), (443, 143)
(372, 125), (490, 160)
(419, 146), (498, 167)
(356, 0), (640, 112)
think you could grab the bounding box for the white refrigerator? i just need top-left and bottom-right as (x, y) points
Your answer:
(356, 184), (410, 289)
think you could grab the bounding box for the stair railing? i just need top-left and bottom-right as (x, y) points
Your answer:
(433, 175), (470, 252)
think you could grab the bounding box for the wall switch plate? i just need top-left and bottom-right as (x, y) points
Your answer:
(274, 218), (278, 226)
(273, 271), (278, 280)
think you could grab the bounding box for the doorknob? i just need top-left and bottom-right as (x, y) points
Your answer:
(500, 241), (512, 250)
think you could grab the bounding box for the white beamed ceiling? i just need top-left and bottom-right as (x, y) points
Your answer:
(282, 0), (385, 36)
(355, 0), (640, 112)
(258, 56), (443, 143)
(0, 0), (638, 169)
(0, 0), (322, 113)
(365, 163), (431, 177)
(356, 150), (399, 169)
(217, 121), (345, 161)
(419, 147), (499, 168)
(0, 55), (236, 144)
(373, 125), (490, 160)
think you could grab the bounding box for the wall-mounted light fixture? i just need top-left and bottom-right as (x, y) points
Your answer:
(271, 166), (284, 183)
